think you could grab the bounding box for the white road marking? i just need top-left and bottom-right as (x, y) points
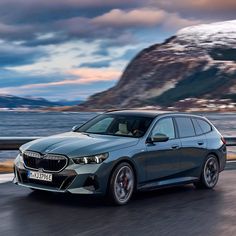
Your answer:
(0, 173), (14, 184)
(227, 160), (236, 163)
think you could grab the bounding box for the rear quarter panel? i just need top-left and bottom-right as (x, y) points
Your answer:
(205, 130), (227, 171)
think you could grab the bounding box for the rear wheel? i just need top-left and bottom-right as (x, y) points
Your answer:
(194, 155), (219, 189)
(108, 162), (135, 205)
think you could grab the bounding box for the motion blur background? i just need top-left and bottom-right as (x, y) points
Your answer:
(0, 0), (236, 166)
(0, 3), (236, 236)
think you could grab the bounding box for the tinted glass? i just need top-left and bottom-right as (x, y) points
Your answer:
(78, 114), (153, 138)
(87, 117), (114, 133)
(175, 117), (195, 138)
(192, 118), (203, 135)
(197, 119), (212, 134)
(151, 118), (175, 139)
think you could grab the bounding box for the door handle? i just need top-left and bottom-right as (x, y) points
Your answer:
(171, 145), (180, 149)
(198, 141), (204, 146)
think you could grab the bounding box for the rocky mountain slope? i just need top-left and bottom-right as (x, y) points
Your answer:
(81, 20), (236, 111)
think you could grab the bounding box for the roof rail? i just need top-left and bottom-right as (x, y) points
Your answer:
(104, 108), (138, 113)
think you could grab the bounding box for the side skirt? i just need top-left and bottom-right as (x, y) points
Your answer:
(137, 176), (198, 191)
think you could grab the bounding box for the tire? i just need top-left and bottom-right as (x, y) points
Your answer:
(108, 162), (135, 205)
(194, 154), (219, 189)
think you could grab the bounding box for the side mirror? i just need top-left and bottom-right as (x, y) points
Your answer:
(72, 125), (81, 132)
(150, 133), (169, 142)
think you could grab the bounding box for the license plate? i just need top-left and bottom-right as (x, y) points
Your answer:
(27, 171), (52, 182)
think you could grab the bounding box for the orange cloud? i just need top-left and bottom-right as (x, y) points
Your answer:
(92, 8), (201, 30)
(0, 68), (121, 93)
(153, 0), (236, 11)
(68, 68), (121, 84)
(92, 8), (166, 27)
(184, 0), (236, 10)
(163, 14), (202, 29)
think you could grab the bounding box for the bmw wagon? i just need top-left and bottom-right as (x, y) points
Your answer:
(13, 110), (227, 205)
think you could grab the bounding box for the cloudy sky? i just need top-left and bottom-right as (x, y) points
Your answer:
(0, 0), (235, 101)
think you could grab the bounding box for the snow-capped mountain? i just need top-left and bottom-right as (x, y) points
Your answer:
(177, 20), (236, 49)
(80, 20), (236, 111)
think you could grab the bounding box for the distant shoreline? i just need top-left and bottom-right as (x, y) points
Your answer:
(1, 107), (236, 113)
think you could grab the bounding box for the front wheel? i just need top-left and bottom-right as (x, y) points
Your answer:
(194, 155), (219, 189)
(108, 162), (135, 205)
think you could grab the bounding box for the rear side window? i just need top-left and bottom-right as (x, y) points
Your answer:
(192, 118), (203, 135)
(197, 119), (212, 134)
(175, 117), (195, 138)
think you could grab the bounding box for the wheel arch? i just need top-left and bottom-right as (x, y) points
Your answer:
(107, 157), (138, 193)
(207, 152), (220, 165)
(196, 152), (220, 179)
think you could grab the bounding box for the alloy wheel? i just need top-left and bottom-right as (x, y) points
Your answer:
(203, 156), (219, 188)
(114, 165), (134, 204)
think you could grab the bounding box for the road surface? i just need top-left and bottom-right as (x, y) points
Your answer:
(0, 163), (236, 236)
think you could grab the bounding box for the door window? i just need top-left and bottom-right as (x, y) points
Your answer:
(192, 118), (203, 135)
(151, 118), (175, 139)
(175, 117), (195, 138)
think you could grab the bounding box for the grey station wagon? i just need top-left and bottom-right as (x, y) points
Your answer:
(13, 110), (227, 205)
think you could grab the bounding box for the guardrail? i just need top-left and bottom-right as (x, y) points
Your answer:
(225, 137), (236, 146)
(0, 137), (41, 150)
(0, 136), (235, 150)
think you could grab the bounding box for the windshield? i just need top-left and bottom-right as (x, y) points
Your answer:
(77, 114), (153, 138)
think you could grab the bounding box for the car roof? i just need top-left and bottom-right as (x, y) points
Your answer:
(106, 109), (160, 118)
(106, 109), (206, 119)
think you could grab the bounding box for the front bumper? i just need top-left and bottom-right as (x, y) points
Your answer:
(14, 155), (109, 195)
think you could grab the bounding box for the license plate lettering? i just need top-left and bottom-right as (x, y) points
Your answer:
(28, 171), (52, 182)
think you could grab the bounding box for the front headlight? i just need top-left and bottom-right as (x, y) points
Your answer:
(19, 149), (23, 158)
(16, 149), (24, 164)
(72, 153), (108, 164)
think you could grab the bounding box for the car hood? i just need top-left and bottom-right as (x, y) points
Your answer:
(20, 132), (139, 158)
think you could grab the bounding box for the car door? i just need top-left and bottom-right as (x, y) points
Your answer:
(174, 117), (207, 177)
(145, 117), (182, 182)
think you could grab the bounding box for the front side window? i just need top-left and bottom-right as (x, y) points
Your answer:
(175, 117), (195, 138)
(151, 118), (175, 139)
(77, 114), (153, 138)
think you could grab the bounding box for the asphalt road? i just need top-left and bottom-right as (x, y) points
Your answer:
(1, 165), (236, 236)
